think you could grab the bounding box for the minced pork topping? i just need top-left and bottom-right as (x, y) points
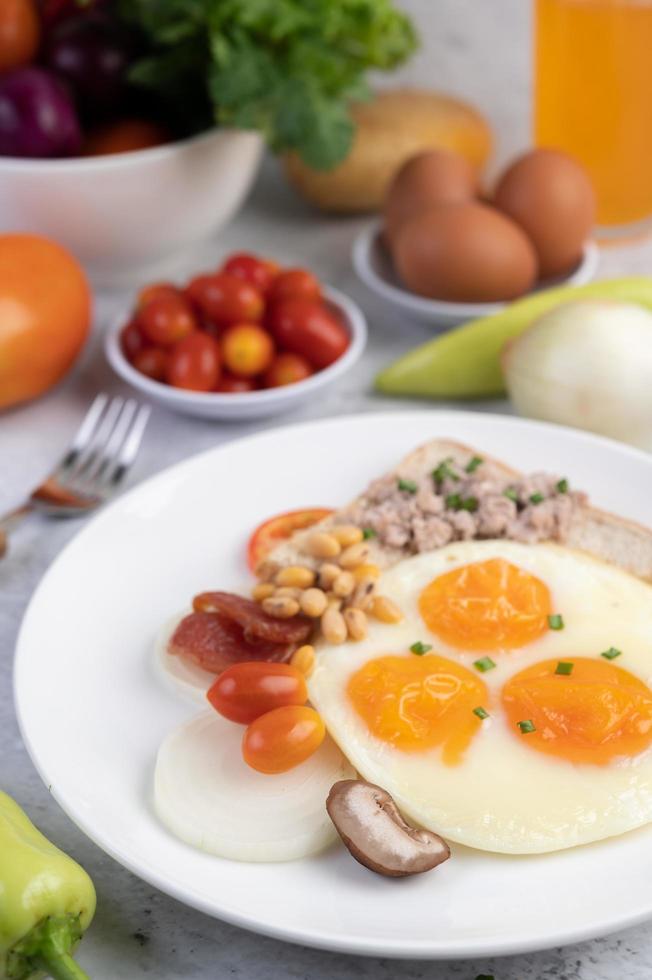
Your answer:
(345, 454), (587, 553)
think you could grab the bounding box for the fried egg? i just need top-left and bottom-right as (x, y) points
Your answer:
(308, 539), (652, 853)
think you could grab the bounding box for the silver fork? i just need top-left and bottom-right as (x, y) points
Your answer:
(0, 394), (151, 554)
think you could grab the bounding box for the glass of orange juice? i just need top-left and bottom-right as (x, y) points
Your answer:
(535, 0), (652, 236)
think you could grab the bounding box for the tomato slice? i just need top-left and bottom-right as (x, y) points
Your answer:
(247, 507), (333, 572)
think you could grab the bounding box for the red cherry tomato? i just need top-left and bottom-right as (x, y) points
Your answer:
(242, 705), (325, 773)
(268, 268), (321, 305)
(267, 299), (349, 369)
(222, 323), (274, 378)
(185, 273), (264, 327)
(136, 281), (181, 310)
(222, 253), (279, 295)
(132, 347), (168, 382)
(166, 332), (221, 391)
(216, 373), (258, 393)
(120, 319), (148, 362)
(263, 352), (312, 388)
(207, 662), (308, 725)
(139, 295), (196, 347)
(247, 507), (333, 572)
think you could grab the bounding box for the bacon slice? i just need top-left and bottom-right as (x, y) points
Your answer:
(169, 612), (294, 675)
(192, 591), (312, 644)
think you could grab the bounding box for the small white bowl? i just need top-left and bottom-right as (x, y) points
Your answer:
(105, 285), (367, 421)
(352, 220), (600, 329)
(0, 128), (263, 286)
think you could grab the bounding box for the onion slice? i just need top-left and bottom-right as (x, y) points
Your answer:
(155, 612), (213, 704)
(154, 711), (355, 862)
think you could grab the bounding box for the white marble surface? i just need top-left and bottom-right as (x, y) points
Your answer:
(2, 1), (652, 976)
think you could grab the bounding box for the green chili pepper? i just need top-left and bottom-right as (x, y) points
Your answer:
(0, 791), (95, 980)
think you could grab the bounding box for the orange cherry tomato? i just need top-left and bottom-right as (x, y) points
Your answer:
(207, 662), (308, 724)
(166, 332), (221, 391)
(247, 507), (333, 572)
(83, 119), (169, 156)
(0, 234), (90, 411)
(0, 0), (40, 73)
(132, 346), (168, 382)
(222, 253), (279, 294)
(185, 273), (264, 327)
(222, 323), (274, 378)
(242, 705), (325, 774)
(136, 281), (181, 310)
(120, 319), (148, 362)
(216, 373), (258, 393)
(267, 299), (349, 369)
(263, 352), (313, 388)
(268, 268), (321, 305)
(139, 295), (196, 347)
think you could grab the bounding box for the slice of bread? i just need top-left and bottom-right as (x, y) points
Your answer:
(264, 438), (652, 583)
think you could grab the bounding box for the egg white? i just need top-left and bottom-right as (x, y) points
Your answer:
(308, 539), (652, 854)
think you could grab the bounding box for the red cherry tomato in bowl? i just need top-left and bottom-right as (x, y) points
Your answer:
(222, 253), (279, 294)
(120, 319), (148, 362)
(132, 346), (168, 381)
(185, 273), (263, 327)
(216, 373), (258, 393)
(166, 332), (221, 391)
(267, 299), (349, 369)
(268, 268), (321, 305)
(243, 705), (325, 773)
(137, 281), (181, 310)
(139, 295), (196, 347)
(207, 662), (307, 724)
(263, 352), (312, 388)
(247, 507), (333, 572)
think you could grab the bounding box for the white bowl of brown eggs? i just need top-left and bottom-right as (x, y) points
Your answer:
(352, 148), (599, 328)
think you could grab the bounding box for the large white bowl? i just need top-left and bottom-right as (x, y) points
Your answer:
(0, 128), (263, 286)
(353, 220), (600, 329)
(105, 284), (367, 420)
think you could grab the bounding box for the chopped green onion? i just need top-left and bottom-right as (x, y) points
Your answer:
(465, 456), (484, 474)
(601, 647), (622, 660)
(529, 492), (545, 505)
(555, 661), (574, 676)
(473, 656), (496, 673)
(518, 719), (536, 734)
(556, 478), (569, 494)
(475, 975), (495, 980)
(362, 527), (377, 540)
(504, 488), (518, 503)
(446, 494), (479, 512)
(397, 478), (417, 494)
(473, 706), (489, 720)
(410, 641), (432, 656)
(432, 458), (459, 484)
(548, 613), (564, 630)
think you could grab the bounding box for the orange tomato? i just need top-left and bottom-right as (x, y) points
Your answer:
(0, 0), (40, 73)
(83, 119), (170, 157)
(247, 507), (333, 572)
(0, 235), (91, 411)
(222, 323), (274, 377)
(242, 705), (325, 773)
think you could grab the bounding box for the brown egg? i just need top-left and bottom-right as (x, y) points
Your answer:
(393, 202), (538, 303)
(494, 149), (595, 279)
(383, 149), (477, 246)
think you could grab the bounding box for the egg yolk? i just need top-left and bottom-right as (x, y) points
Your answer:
(419, 558), (551, 651)
(347, 654), (487, 764)
(502, 657), (652, 765)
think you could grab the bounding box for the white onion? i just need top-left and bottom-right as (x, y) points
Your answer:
(154, 711), (355, 862)
(154, 612), (214, 705)
(502, 299), (652, 449)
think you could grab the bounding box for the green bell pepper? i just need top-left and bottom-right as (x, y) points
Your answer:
(0, 791), (95, 980)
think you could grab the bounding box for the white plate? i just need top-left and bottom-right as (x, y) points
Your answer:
(104, 285), (366, 420)
(352, 220), (600, 328)
(14, 411), (652, 959)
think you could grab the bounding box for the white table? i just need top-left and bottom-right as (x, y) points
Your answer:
(3, 1), (652, 976)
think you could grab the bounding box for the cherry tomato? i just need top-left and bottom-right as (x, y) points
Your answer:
(207, 662), (307, 725)
(268, 268), (321, 305)
(139, 295), (196, 347)
(267, 299), (349, 369)
(263, 352), (312, 388)
(242, 705), (325, 774)
(0, 0), (40, 73)
(132, 346), (168, 382)
(136, 281), (180, 310)
(185, 273), (264, 327)
(83, 119), (169, 156)
(222, 253), (279, 294)
(247, 507), (333, 572)
(216, 373), (258, 393)
(120, 319), (148, 362)
(166, 332), (221, 391)
(222, 323), (274, 378)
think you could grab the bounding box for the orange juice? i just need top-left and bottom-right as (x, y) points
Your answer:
(535, 0), (652, 230)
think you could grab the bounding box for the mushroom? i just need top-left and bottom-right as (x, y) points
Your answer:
(326, 779), (450, 878)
